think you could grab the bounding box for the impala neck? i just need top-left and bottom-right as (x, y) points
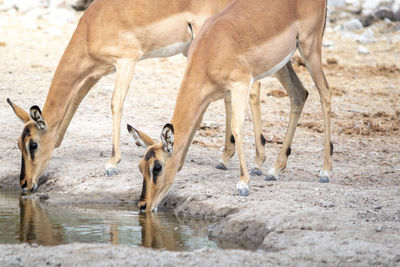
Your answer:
(169, 75), (216, 172)
(41, 27), (103, 138)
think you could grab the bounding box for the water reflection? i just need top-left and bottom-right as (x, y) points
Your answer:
(18, 196), (64, 246)
(0, 191), (217, 251)
(139, 212), (182, 250)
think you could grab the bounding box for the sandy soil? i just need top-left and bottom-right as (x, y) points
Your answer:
(1, 7), (400, 266)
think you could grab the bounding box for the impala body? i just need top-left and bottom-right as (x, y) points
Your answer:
(8, 0), (236, 191)
(130, 0), (332, 212)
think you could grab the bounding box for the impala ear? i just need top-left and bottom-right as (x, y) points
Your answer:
(30, 105), (47, 130)
(127, 124), (155, 148)
(160, 123), (174, 153)
(7, 98), (30, 123)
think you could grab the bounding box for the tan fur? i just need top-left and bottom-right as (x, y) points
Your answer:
(136, 0), (330, 211)
(18, 198), (63, 245)
(8, 0), (234, 190)
(139, 212), (182, 250)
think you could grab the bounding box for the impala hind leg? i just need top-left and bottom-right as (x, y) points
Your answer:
(230, 81), (251, 196)
(249, 81), (266, 176)
(105, 59), (137, 176)
(265, 62), (308, 181)
(215, 93), (235, 171)
(299, 39), (332, 183)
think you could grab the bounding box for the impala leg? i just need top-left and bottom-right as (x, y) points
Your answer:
(216, 93), (235, 171)
(230, 81), (251, 196)
(265, 62), (308, 181)
(249, 81), (266, 176)
(105, 59), (137, 176)
(299, 39), (332, 183)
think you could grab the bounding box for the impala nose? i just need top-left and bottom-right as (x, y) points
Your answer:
(139, 203), (146, 211)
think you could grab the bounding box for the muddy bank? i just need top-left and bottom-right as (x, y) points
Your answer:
(0, 244), (274, 267)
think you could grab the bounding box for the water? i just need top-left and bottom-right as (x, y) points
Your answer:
(0, 191), (217, 251)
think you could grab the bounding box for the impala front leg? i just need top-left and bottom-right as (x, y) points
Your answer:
(106, 59), (137, 176)
(230, 81), (251, 196)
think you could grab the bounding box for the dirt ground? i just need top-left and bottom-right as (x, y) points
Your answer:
(1, 7), (400, 267)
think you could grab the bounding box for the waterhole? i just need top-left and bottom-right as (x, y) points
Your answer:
(0, 191), (217, 251)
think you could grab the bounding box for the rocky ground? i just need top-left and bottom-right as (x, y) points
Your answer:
(0, 0), (400, 266)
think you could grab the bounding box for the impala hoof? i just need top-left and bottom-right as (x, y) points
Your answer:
(105, 168), (119, 176)
(319, 176), (330, 183)
(250, 168), (263, 176)
(264, 174), (277, 181)
(215, 163), (228, 171)
(236, 181), (250, 196)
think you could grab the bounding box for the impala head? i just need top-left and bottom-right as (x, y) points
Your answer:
(7, 99), (53, 191)
(127, 123), (175, 212)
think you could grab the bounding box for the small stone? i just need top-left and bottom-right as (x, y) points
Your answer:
(393, 255), (400, 263)
(323, 40), (335, 48)
(360, 15), (376, 27)
(38, 193), (49, 200)
(358, 45), (370, 54)
(327, 0), (346, 7)
(342, 18), (363, 31)
(375, 9), (395, 21)
(320, 200), (334, 208)
(375, 225), (383, 232)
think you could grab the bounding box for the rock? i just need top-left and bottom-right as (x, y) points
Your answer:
(67, 0), (93, 11)
(328, 0), (346, 7)
(393, 0), (400, 13)
(345, 0), (362, 5)
(320, 200), (334, 208)
(1, 0), (46, 14)
(343, 28), (377, 44)
(394, 10), (400, 21)
(362, 0), (383, 15)
(358, 45), (370, 54)
(358, 28), (377, 44)
(323, 40), (335, 48)
(342, 18), (363, 31)
(375, 225), (383, 232)
(375, 9), (395, 21)
(360, 15), (376, 27)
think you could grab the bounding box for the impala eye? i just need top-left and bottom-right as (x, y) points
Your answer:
(28, 140), (38, 161)
(153, 163), (162, 175)
(30, 142), (38, 150)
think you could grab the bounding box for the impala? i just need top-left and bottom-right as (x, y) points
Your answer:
(129, 0), (332, 212)
(7, 0), (253, 191)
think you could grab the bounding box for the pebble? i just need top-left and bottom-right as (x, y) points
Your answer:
(358, 45), (370, 54)
(320, 200), (334, 208)
(362, 0), (384, 15)
(342, 18), (363, 31)
(375, 225), (383, 232)
(323, 40), (335, 48)
(394, 0), (400, 13)
(328, 0), (346, 7)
